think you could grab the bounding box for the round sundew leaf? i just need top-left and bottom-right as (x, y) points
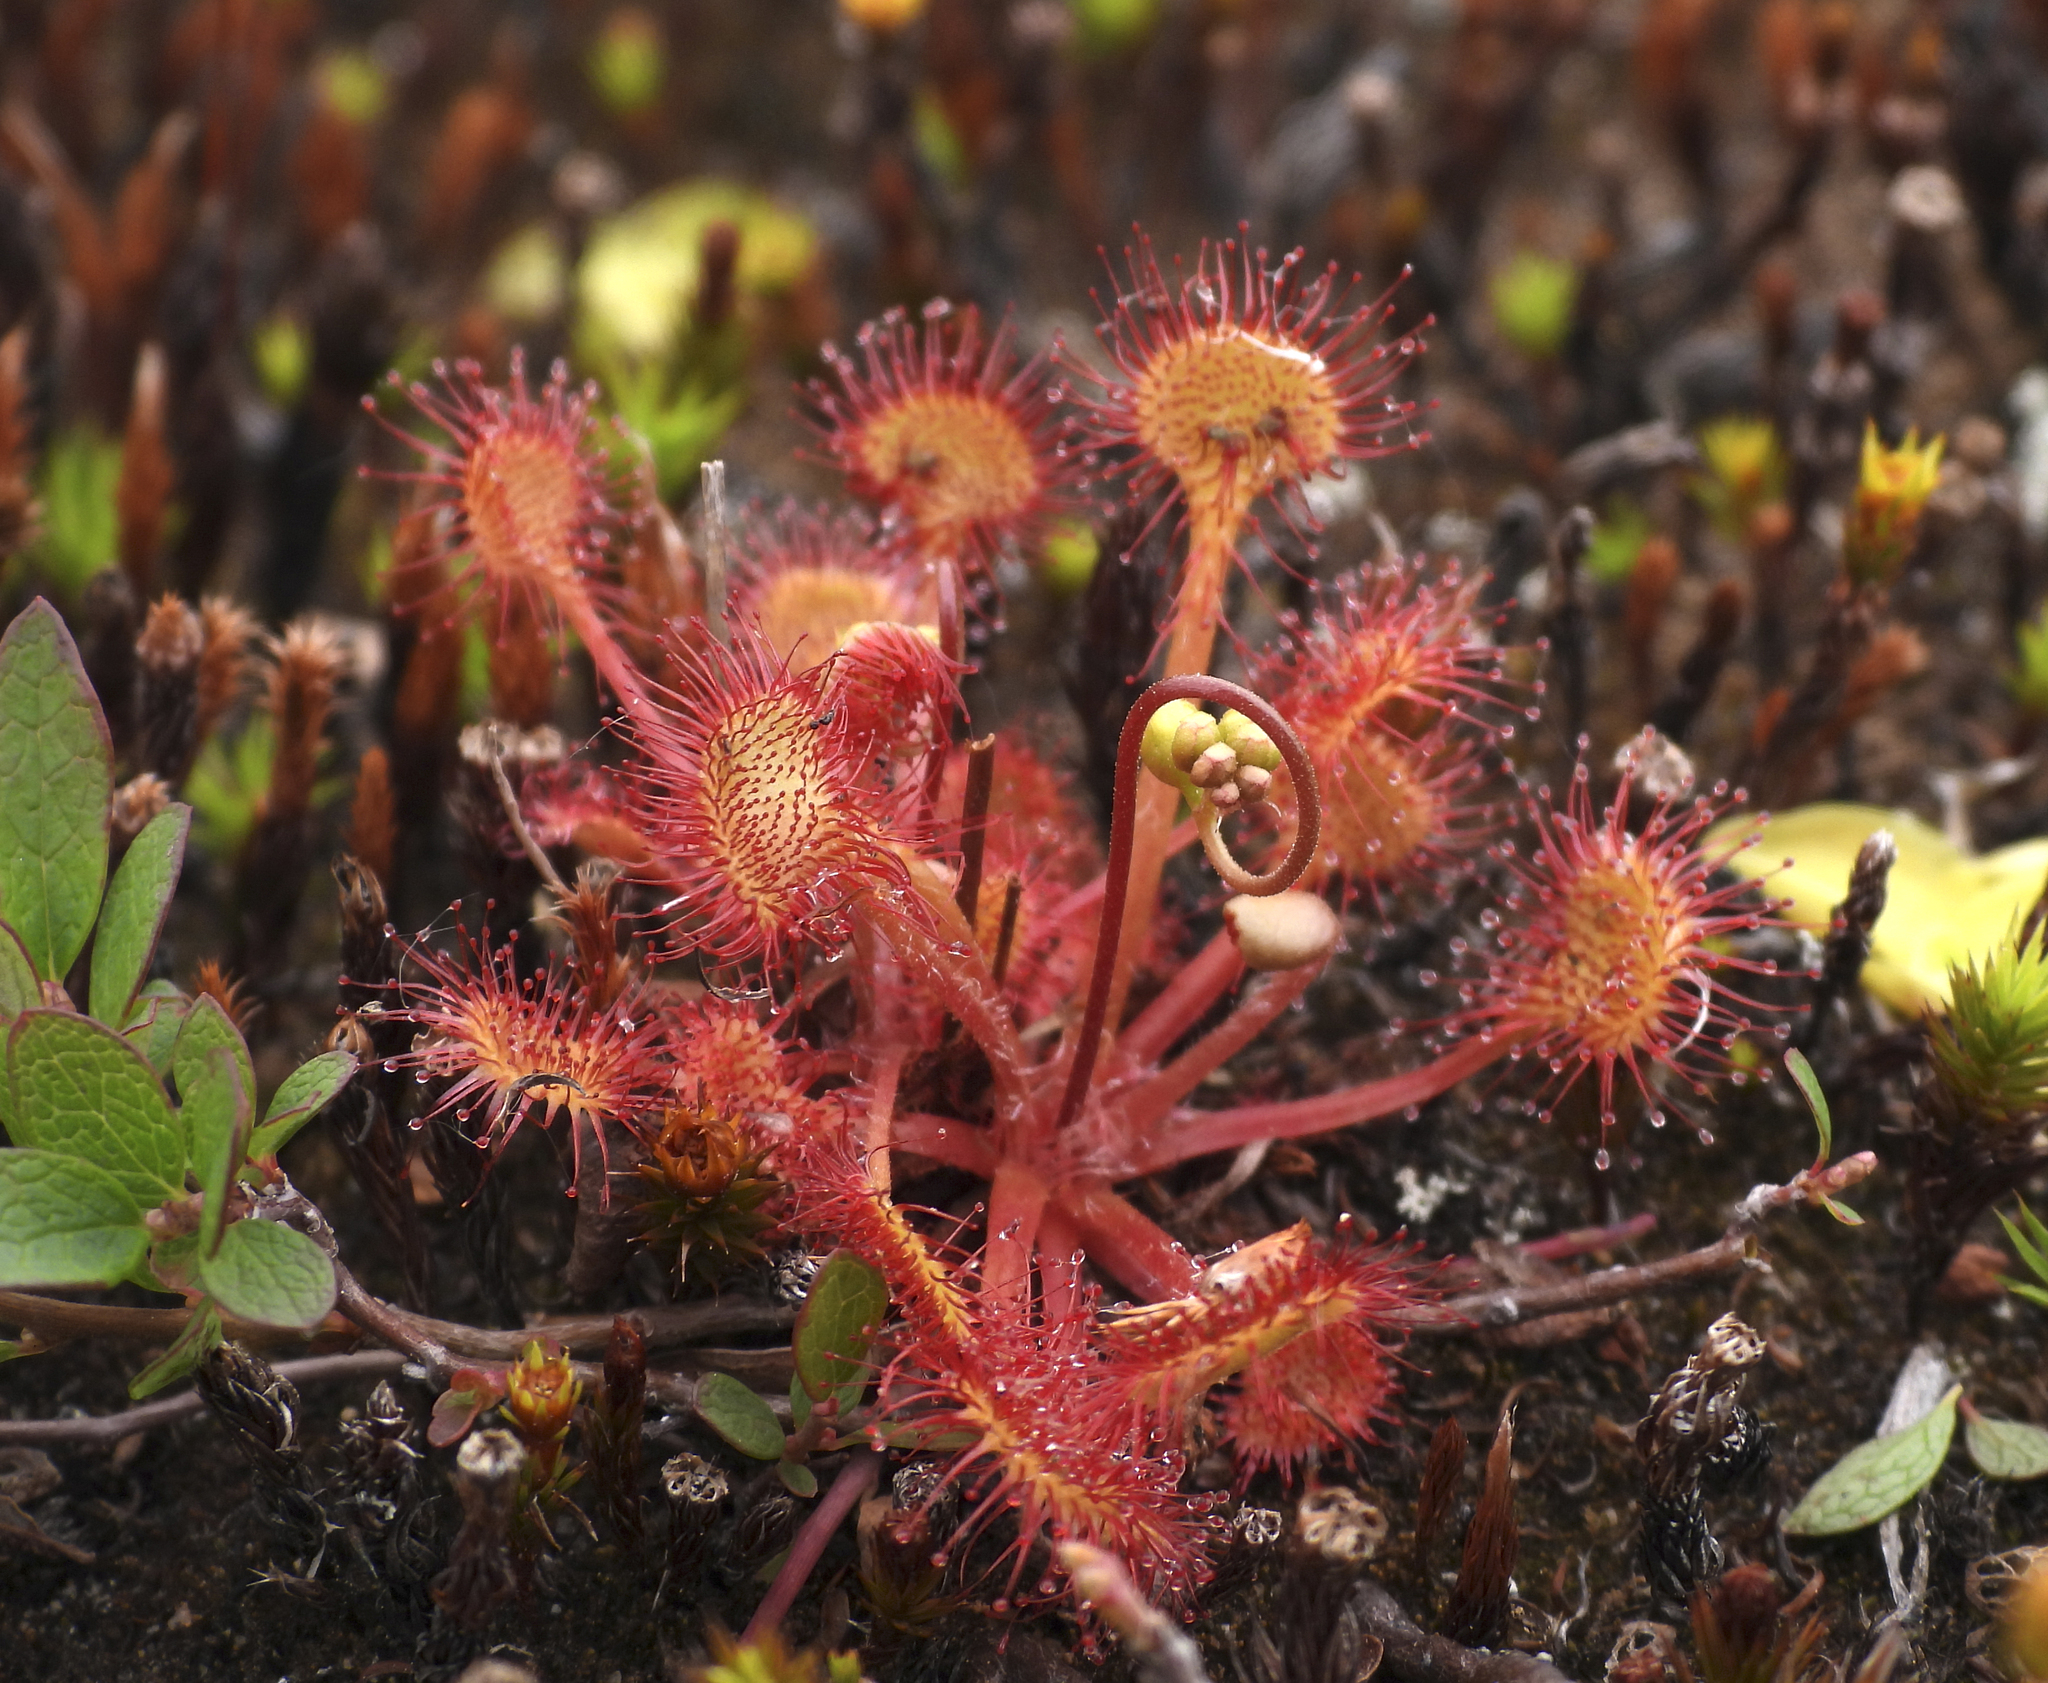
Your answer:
(1784, 1384), (1960, 1535)
(194, 1219), (336, 1329)
(1964, 1414), (2048, 1481)
(695, 1371), (785, 1462)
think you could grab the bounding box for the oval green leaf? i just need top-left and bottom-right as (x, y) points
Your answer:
(195, 1219), (336, 1328)
(0, 922), (37, 1020)
(127, 1300), (223, 1399)
(793, 1248), (888, 1423)
(1784, 1384), (1961, 1536)
(89, 804), (188, 1025)
(0, 1148), (146, 1286)
(777, 1459), (819, 1499)
(122, 981), (189, 1078)
(695, 1370), (785, 1461)
(0, 600), (111, 981)
(1965, 1413), (2048, 1481)
(9, 1008), (183, 1203)
(186, 1044), (253, 1259)
(248, 1050), (358, 1161)
(173, 994), (255, 1122)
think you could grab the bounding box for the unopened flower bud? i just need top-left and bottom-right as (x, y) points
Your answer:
(1223, 891), (1340, 971)
(1141, 698), (1213, 793)
(1187, 742), (1238, 789)
(1206, 782), (1242, 813)
(1216, 709), (1281, 773)
(1235, 764), (1273, 805)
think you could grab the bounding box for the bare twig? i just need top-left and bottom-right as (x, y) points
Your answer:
(1349, 1577), (1573, 1683)
(0, 1351), (405, 1446)
(1421, 1154), (1879, 1334)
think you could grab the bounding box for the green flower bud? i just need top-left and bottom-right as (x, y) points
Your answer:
(1141, 698), (1213, 794)
(1216, 709), (1280, 773)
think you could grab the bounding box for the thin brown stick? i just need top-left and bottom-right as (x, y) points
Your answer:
(0, 1351), (406, 1446)
(1419, 1153), (1878, 1335)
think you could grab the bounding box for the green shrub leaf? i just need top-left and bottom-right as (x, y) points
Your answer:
(122, 981), (189, 1077)
(792, 1249), (887, 1427)
(174, 996), (255, 1127)
(128, 1300), (223, 1399)
(695, 1371), (785, 1461)
(185, 1044), (253, 1259)
(248, 1050), (358, 1161)
(0, 922), (37, 1020)
(0, 1148), (146, 1286)
(0, 600), (111, 981)
(195, 1219), (336, 1328)
(777, 1459), (819, 1498)
(1784, 1384), (1960, 1535)
(1785, 1047), (1830, 1161)
(1964, 1413), (2048, 1480)
(8, 1009), (183, 1202)
(90, 804), (188, 1025)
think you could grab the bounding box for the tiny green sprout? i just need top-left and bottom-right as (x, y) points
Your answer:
(1692, 415), (1787, 543)
(1997, 1197), (2048, 1310)
(1584, 495), (1650, 585)
(314, 48), (388, 126)
(1928, 926), (2048, 1128)
(252, 314), (310, 409)
(31, 426), (120, 599)
(1783, 1048), (1862, 1224)
(911, 89), (971, 192)
(587, 7), (667, 118)
(482, 223), (568, 326)
(1039, 516), (1099, 597)
(1070, 0), (1160, 58)
(2012, 601), (2048, 716)
(1487, 250), (1579, 364)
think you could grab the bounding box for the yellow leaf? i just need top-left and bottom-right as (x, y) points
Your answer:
(1711, 804), (2048, 1016)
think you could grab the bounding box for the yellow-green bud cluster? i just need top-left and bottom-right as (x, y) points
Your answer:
(1141, 698), (1282, 815)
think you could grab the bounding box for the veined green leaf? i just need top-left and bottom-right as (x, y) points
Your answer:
(195, 1219), (335, 1328)
(695, 1371), (784, 1461)
(0, 601), (111, 981)
(8, 1009), (182, 1203)
(248, 1050), (357, 1161)
(90, 804), (188, 1025)
(0, 1148), (146, 1286)
(1784, 1385), (1960, 1535)
(1964, 1413), (2048, 1481)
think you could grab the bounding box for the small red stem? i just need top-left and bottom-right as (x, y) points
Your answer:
(1113, 928), (1245, 1071)
(742, 1448), (881, 1643)
(1037, 1207), (1086, 1325)
(1106, 961), (1324, 1152)
(1049, 676), (1322, 1146)
(1126, 1032), (1510, 1176)
(1062, 1176), (1201, 1299)
(983, 1159), (1050, 1312)
(890, 1111), (997, 1175)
